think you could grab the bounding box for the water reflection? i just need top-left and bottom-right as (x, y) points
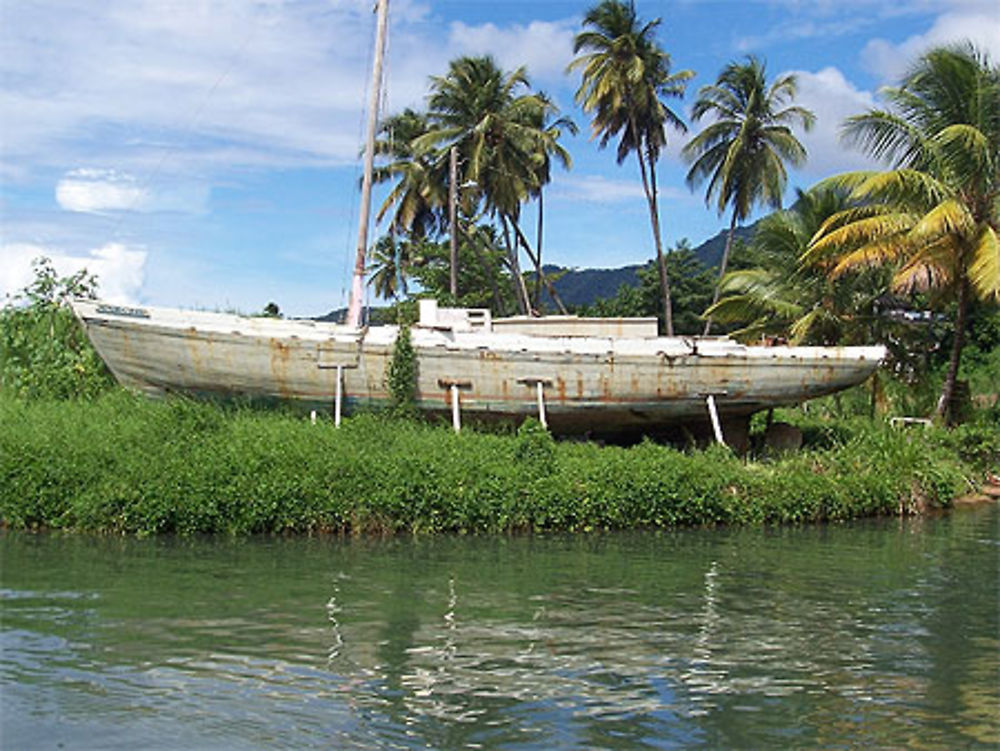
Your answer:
(2, 505), (998, 749)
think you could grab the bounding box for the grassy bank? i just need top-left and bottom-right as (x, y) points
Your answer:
(2, 391), (994, 536)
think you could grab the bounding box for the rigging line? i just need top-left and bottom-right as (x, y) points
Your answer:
(103, 20), (261, 243)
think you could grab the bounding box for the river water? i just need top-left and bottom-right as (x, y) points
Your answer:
(2, 504), (998, 750)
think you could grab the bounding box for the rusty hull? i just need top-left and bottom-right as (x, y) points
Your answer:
(71, 300), (884, 437)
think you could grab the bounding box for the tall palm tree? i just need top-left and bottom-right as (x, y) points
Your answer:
(570, 0), (693, 335)
(526, 98), (578, 311)
(415, 56), (572, 315)
(682, 56), (815, 335)
(372, 109), (446, 241)
(806, 43), (1000, 422)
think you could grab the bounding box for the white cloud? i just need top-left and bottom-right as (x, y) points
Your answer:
(1, 242), (147, 305)
(448, 20), (576, 83)
(552, 174), (691, 204)
(554, 175), (645, 203)
(791, 67), (880, 177)
(861, 5), (1000, 82)
(0, 0), (378, 177)
(736, 16), (870, 53)
(0, 1), (582, 184)
(56, 169), (210, 214)
(56, 170), (148, 213)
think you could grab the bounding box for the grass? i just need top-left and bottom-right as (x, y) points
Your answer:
(2, 390), (992, 536)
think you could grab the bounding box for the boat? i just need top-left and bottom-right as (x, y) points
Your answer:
(70, 298), (883, 443)
(69, 0), (885, 444)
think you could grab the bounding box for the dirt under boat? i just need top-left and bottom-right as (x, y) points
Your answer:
(71, 298), (884, 442)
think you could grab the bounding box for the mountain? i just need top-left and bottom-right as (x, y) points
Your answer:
(689, 223), (757, 270)
(547, 221), (759, 309)
(315, 221), (761, 319)
(542, 264), (644, 308)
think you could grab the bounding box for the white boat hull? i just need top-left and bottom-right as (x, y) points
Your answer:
(71, 300), (885, 438)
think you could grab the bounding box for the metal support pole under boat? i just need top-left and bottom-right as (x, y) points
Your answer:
(334, 365), (343, 427)
(451, 384), (461, 433)
(439, 379), (470, 433)
(346, 0), (389, 329)
(518, 378), (551, 429)
(706, 395), (725, 445)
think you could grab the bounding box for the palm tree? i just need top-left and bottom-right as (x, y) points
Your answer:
(368, 234), (425, 302)
(415, 56), (572, 315)
(373, 109), (446, 241)
(806, 44), (1000, 422)
(682, 56), (815, 335)
(707, 187), (886, 346)
(527, 98), (578, 310)
(570, 0), (693, 335)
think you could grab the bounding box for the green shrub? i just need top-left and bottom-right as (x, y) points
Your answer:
(386, 324), (417, 413)
(0, 257), (114, 400)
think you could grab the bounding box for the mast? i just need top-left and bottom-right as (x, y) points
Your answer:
(346, 0), (389, 328)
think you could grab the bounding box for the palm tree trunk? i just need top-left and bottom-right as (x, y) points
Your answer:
(935, 279), (969, 424)
(635, 139), (674, 335)
(511, 220), (569, 315)
(535, 191), (544, 309)
(704, 210), (738, 336)
(501, 216), (532, 316)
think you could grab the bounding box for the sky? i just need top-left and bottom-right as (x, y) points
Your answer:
(2, 0), (998, 316)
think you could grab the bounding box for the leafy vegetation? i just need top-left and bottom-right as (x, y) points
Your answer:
(1, 391), (987, 536)
(569, 0), (693, 334)
(682, 55), (815, 334)
(807, 44), (1000, 422)
(0, 258), (114, 400)
(386, 323), (418, 413)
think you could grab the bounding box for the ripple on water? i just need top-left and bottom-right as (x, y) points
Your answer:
(1, 506), (998, 749)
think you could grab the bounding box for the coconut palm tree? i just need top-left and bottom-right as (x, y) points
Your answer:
(569, 0), (693, 335)
(806, 43), (1000, 422)
(414, 55), (572, 315)
(708, 187), (886, 346)
(373, 109), (446, 241)
(368, 235), (406, 301)
(526, 98), (578, 311)
(682, 56), (815, 335)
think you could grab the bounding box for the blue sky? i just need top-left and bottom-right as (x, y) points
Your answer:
(2, 0), (998, 316)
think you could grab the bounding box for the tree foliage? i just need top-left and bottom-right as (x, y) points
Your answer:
(372, 56), (574, 315)
(570, 0), (693, 334)
(0, 257), (113, 400)
(583, 241), (714, 335)
(683, 55), (815, 334)
(807, 44), (1000, 422)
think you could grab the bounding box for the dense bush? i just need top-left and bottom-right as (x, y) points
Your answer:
(0, 392), (982, 536)
(0, 258), (114, 400)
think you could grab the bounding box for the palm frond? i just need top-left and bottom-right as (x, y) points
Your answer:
(807, 211), (914, 264)
(890, 237), (957, 293)
(830, 233), (914, 278)
(852, 168), (949, 209)
(968, 225), (1000, 301)
(909, 198), (974, 244)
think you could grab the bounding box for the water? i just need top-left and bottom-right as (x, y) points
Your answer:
(2, 505), (998, 749)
